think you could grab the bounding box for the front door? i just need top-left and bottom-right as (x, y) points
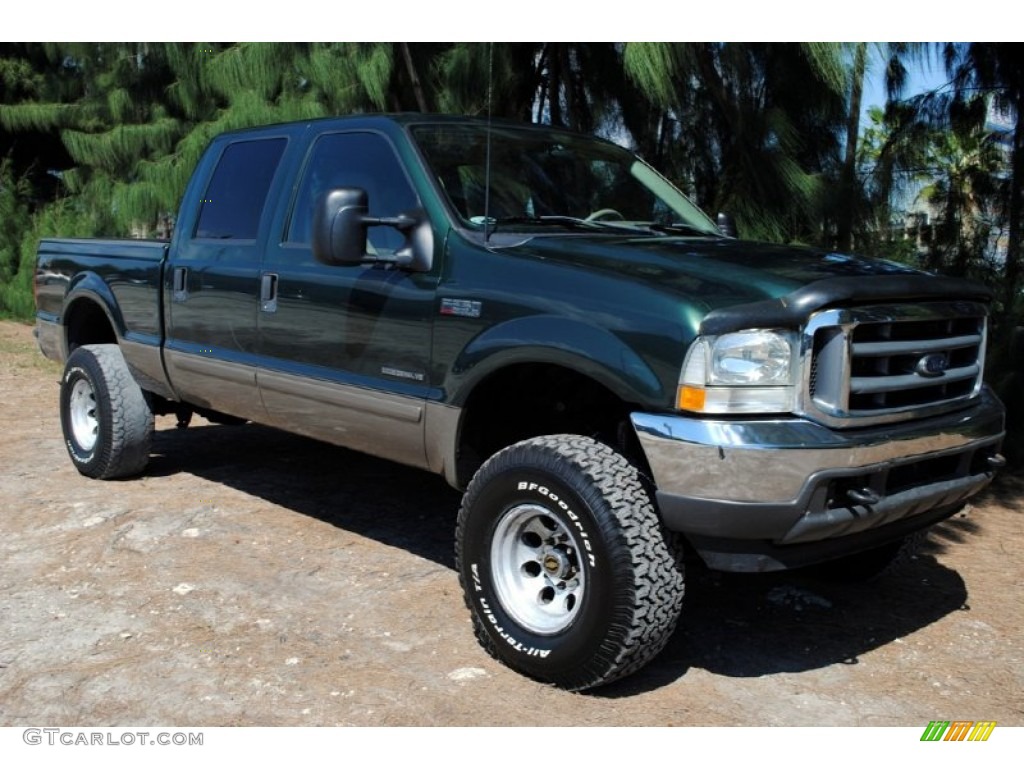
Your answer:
(257, 130), (438, 468)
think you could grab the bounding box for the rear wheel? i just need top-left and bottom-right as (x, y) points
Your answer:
(60, 344), (153, 479)
(456, 434), (684, 690)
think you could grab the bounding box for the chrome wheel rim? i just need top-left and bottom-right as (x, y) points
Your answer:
(490, 503), (585, 635)
(69, 378), (99, 452)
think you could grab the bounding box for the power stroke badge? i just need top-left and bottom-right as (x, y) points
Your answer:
(439, 298), (482, 318)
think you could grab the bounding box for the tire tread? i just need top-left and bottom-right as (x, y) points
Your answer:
(62, 344), (153, 479)
(456, 434), (685, 690)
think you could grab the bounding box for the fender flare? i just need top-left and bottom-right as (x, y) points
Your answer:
(61, 272), (126, 353)
(447, 314), (668, 407)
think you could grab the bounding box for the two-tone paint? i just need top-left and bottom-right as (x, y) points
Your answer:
(35, 114), (1006, 571)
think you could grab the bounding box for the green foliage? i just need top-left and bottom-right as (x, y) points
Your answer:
(0, 102), (89, 131)
(0, 178), (102, 319)
(61, 115), (181, 170)
(0, 160), (32, 319)
(0, 158), (31, 290)
(0, 54), (45, 97)
(337, 43), (394, 110)
(622, 42), (848, 243)
(622, 43), (683, 108)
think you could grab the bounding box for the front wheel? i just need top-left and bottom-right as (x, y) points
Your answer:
(456, 435), (685, 690)
(59, 344), (153, 479)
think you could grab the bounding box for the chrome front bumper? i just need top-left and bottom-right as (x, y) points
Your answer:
(631, 388), (1005, 571)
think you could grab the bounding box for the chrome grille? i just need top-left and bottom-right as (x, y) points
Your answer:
(802, 302), (987, 427)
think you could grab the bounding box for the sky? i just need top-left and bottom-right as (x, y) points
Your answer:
(860, 47), (950, 126)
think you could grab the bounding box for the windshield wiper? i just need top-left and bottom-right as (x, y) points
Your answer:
(644, 222), (719, 236)
(482, 216), (697, 236)
(489, 215), (607, 230)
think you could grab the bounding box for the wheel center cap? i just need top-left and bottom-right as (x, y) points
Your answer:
(542, 551), (571, 578)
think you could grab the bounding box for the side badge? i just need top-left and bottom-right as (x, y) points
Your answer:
(440, 298), (482, 319)
(381, 366), (425, 382)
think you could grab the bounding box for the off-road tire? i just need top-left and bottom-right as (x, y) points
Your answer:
(456, 434), (685, 691)
(60, 344), (153, 479)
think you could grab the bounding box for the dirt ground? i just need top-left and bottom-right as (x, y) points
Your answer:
(1, 319), (1021, 726)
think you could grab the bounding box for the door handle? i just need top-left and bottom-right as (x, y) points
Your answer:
(260, 272), (278, 313)
(172, 267), (188, 302)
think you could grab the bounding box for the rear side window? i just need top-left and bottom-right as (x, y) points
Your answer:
(194, 137), (287, 240)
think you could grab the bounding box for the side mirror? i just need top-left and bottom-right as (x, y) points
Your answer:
(313, 188), (370, 266)
(716, 212), (738, 238)
(312, 187), (433, 272)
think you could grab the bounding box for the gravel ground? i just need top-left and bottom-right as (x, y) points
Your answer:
(1, 319), (1021, 726)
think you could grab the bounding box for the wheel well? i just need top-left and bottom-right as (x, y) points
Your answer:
(65, 300), (117, 354)
(455, 363), (650, 487)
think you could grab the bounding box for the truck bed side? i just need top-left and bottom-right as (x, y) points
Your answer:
(35, 237), (171, 396)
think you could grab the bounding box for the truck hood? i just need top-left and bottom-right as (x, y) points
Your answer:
(504, 234), (990, 333)
(505, 234), (916, 307)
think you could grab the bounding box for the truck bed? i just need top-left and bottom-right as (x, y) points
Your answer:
(35, 238), (168, 364)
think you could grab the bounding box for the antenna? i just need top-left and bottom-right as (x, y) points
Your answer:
(483, 42), (494, 244)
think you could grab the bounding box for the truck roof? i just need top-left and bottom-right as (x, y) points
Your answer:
(212, 113), (619, 145)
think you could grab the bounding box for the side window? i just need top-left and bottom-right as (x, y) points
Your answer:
(287, 132), (419, 253)
(194, 137), (287, 240)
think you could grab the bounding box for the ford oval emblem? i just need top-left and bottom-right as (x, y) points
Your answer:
(916, 353), (949, 378)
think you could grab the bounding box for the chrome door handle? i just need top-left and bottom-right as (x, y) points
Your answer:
(260, 272), (278, 313)
(172, 267), (188, 302)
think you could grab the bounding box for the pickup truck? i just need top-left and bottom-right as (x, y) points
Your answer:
(35, 114), (1006, 691)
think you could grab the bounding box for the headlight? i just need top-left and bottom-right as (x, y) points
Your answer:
(678, 330), (796, 414)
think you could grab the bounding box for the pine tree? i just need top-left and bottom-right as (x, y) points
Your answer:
(624, 42), (848, 244)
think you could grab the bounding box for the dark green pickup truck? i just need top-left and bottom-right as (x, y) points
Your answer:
(35, 114), (1006, 690)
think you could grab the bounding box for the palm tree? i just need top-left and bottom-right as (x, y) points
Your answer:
(948, 43), (1024, 315)
(916, 124), (1002, 278)
(837, 42), (932, 253)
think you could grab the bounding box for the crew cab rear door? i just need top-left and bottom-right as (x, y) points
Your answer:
(163, 133), (293, 421)
(256, 129), (439, 469)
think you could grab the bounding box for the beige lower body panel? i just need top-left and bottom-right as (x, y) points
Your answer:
(164, 349), (265, 422)
(257, 369), (429, 471)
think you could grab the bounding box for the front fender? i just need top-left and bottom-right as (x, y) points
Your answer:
(447, 315), (667, 406)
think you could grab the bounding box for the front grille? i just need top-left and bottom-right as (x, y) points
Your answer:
(804, 301), (987, 427)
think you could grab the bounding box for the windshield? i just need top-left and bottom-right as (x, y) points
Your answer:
(410, 123), (719, 236)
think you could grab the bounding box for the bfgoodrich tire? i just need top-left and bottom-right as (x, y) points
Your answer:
(456, 434), (685, 691)
(59, 344), (153, 479)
